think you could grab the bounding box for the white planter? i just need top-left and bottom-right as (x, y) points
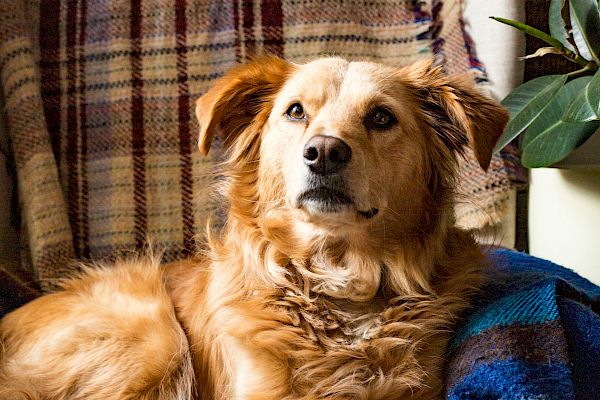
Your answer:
(528, 135), (600, 284)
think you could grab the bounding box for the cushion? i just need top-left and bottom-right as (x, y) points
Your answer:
(447, 249), (600, 400)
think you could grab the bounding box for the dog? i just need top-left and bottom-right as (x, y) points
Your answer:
(0, 55), (508, 399)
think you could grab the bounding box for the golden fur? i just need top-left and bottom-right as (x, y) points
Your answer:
(0, 56), (508, 399)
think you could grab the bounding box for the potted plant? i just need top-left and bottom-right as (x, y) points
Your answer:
(491, 0), (600, 284)
(492, 0), (600, 167)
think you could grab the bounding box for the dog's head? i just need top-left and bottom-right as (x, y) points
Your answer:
(196, 56), (508, 246)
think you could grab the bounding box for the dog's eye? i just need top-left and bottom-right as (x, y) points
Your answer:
(286, 103), (306, 120)
(365, 107), (397, 131)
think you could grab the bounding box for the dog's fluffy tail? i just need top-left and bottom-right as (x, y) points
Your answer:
(0, 257), (195, 400)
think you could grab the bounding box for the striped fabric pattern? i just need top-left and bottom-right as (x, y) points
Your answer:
(446, 249), (600, 400)
(1, 0), (517, 289)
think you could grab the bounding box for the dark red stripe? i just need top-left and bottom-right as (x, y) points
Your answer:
(79, 0), (90, 258)
(242, 0), (255, 58)
(431, 0), (445, 59)
(66, 0), (81, 257)
(260, 0), (284, 57)
(233, 0), (241, 62)
(38, 0), (61, 162)
(175, 0), (195, 256)
(130, 0), (147, 250)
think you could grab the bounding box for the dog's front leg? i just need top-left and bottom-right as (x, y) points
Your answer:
(165, 260), (291, 400)
(219, 335), (291, 400)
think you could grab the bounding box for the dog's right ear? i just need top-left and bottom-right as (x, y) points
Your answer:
(397, 60), (509, 171)
(195, 55), (293, 156)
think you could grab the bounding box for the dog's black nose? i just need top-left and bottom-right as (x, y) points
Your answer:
(303, 135), (352, 175)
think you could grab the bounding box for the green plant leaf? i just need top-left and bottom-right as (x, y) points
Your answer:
(562, 88), (598, 122)
(549, 0), (574, 51)
(586, 68), (600, 115)
(569, 0), (600, 63)
(522, 76), (591, 147)
(490, 17), (566, 50)
(563, 69), (600, 122)
(522, 77), (600, 167)
(491, 15), (590, 67)
(493, 75), (567, 153)
(522, 121), (600, 167)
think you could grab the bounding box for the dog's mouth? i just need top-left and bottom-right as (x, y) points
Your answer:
(357, 208), (379, 219)
(297, 187), (378, 219)
(298, 187), (351, 211)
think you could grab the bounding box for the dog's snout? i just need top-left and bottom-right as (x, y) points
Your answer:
(303, 135), (352, 175)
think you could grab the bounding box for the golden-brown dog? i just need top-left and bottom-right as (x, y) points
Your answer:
(0, 56), (508, 399)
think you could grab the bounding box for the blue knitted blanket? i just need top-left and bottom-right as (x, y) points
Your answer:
(446, 249), (600, 400)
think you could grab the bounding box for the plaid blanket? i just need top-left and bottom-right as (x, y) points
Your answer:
(447, 249), (600, 400)
(0, 0), (519, 291)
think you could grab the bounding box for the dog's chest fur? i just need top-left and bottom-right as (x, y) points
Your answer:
(223, 256), (462, 400)
(274, 276), (387, 347)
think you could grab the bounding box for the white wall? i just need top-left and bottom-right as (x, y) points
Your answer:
(463, 0), (525, 100)
(529, 168), (600, 285)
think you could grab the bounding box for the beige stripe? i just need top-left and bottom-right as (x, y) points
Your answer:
(19, 153), (74, 267)
(283, 23), (430, 39)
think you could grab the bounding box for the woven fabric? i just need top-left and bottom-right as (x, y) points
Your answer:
(446, 249), (600, 400)
(1, 0), (517, 289)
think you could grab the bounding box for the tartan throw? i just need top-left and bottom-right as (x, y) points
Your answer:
(446, 249), (600, 400)
(0, 0), (519, 291)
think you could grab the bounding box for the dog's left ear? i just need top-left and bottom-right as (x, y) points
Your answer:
(402, 61), (509, 170)
(195, 55), (294, 156)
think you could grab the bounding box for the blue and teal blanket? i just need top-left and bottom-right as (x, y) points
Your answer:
(446, 249), (600, 400)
